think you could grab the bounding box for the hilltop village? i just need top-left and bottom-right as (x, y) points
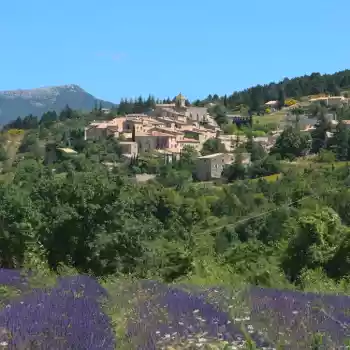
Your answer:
(83, 93), (257, 181)
(79, 92), (349, 181)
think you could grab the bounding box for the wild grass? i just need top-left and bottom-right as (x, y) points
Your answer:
(281, 159), (349, 172)
(250, 173), (282, 183)
(253, 111), (285, 125)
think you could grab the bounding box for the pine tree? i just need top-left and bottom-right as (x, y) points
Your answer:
(133, 96), (144, 113)
(334, 122), (350, 160)
(60, 105), (73, 120)
(278, 88), (286, 109)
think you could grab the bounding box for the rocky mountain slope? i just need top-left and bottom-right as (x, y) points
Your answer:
(0, 84), (114, 124)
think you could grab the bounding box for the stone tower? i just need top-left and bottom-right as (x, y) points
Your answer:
(175, 93), (186, 108)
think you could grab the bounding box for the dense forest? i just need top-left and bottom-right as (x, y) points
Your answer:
(193, 69), (350, 112)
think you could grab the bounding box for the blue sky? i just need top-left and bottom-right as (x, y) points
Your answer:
(1, 0), (349, 103)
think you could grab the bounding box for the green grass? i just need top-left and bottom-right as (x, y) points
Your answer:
(251, 173), (282, 183)
(282, 160), (349, 171)
(253, 110), (286, 125)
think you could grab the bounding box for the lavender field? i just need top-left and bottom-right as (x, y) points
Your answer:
(0, 269), (348, 349)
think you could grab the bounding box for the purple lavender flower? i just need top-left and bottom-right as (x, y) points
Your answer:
(0, 276), (115, 350)
(0, 269), (28, 290)
(124, 281), (271, 349)
(0, 271), (350, 349)
(248, 286), (350, 348)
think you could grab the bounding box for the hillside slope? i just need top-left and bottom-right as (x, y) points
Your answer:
(199, 69), (350, 111)
(0, 84), (114, 124)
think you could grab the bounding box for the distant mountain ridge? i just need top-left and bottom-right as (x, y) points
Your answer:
(0, 84), (115, 124)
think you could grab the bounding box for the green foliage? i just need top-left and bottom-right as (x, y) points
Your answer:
(333, 120), (350, 160)
(282, 207), (348, 281)
(2, 104), (350, 317)
(271, 126), (312, 159)
(223, 123), (238, 135)
(245, 140), (267, 162)
(201, 138), (226, 156)
(317, 149), (336, 163)
(278, 88), (285, 109)
(201, 69), (350, 112)
(250, 130), (266, 137)
(223, 150), (248, 181)
(0, 184), (39, 268)
(224, 240), (290, 287)
(140, 238), (193, 282)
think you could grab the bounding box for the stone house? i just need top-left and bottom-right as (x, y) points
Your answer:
(84, 117), (126, 140)
(152, 93), (209, 123)
(119, 141), (138, 158)
(177, 138), (201, 151)
(183, 130), (207, 144)
(195, 153), (226, 181)
(124, 116), (165, 134)
(265, 100), (279, 111)
(309, 96), (349, 107)
(135, 131), (178, 153)
(84, 123), (111, 140)
(195, 152), (251, 181)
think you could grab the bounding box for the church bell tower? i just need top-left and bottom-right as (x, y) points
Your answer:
(175, 93), (186, 108)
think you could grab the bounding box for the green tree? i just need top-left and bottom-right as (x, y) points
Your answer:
(140, 238), (193, 282)
(222, 149), (247, 181)
(282, 207), (347, 282)
(209, 105), (228, 127)
(278, 88), (286, 109)
(157, 168), (192, 190)
(271, 126), (312, 159)
(178, 145), (197, 172)
(311, 110), (331, 153)
(248, 154), (281, 178)
(59, 105), (74, 120)
(0, 184), (39, 268)
(334, 121), (350, 160)
(223, 123), (238, 135)
(201, 138), (225, 156)
(40, 111), (58, 127)
(246, 138), (267, 162)
(224, 240), (289, 287)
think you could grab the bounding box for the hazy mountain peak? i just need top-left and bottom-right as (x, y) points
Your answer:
(0, 84), (114, 124)
(0, 84), (85, 99)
